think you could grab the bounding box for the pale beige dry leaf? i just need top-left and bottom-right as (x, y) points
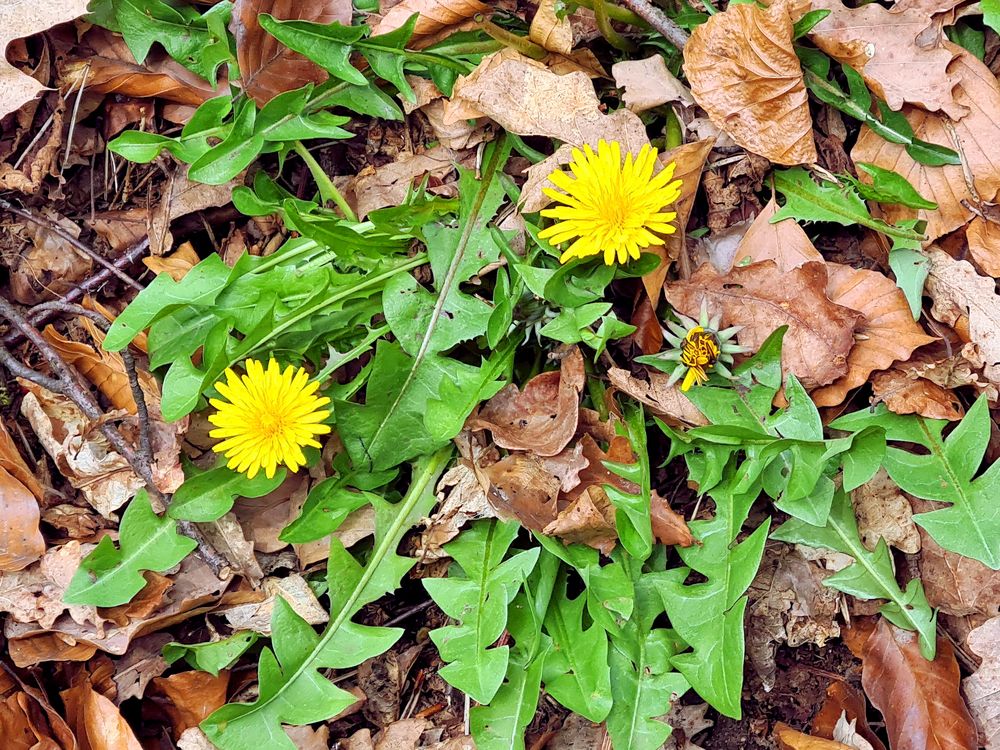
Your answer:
(963, 616), (1000, 749)
(666, 261), (864, 389)
(0, 0), (91, 120)
(607, 367), (709, 428)
(662, 702), (713, 750)
(965, 217), (1000, 277)
(871, 369), (965, 421)
(529, 0), (572, 55)
(808, 0), (963, 118)
(0, 466), (45, 573)
(832, 716), (876, 750)
(178, 728), (218, 750)
(682, 0), (816, 165)
(402, 78), (491, 150)
(850, 468), (920, 554)
(612, 55), (694, 114)
(143, 242), (201, 282)
(924, 248), (1000, 385)
(149, 168), (242, 255)
(852, 46), (1000, 242)
(352, 147), (457, 219)
(812, 264), (936, 406)
(0, 540), (96, 630)
(451, 49), (648, 152)
(198, 512), (264, 585)
(371, 0), (490, 46)
(222, 574), (327, 635)
(730, 198), (823, 271)
(420, 462), (496, 558)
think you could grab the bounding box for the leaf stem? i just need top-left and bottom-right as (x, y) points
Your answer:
(293, 141), (357, 222)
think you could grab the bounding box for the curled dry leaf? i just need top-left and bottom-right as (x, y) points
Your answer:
(966, 217), (1000, 277)
(612, 55), (694, 114)
(529, 0), (572, 55)
(812, 681), (887, 750)
(480, 453), (560, 532)
(924, 247), (1000, 385)
(469, 347), (585, 456)
(808, 0), (963, 118)
(683, 0), (816, 165)
(0, 0), (90, 120)
(10, 217), (92, 305)
(861, 618), (977, 750)
(234, 0), (352, 106)
(850, 468), (920, 554)
(420, 461), (496, 558)
(222, 574), (328, 636)
(371, 0), (490, 47)
(651, 490), (694, 547)
(963, 616), (1000, 750)
(775, 723), (853, 750)
(543, 486), (618, 555)
(143, 242), (201, 282)
(662, 702), (713, 750)
(42, 326), (139, 414)
(0, 540), (96, 630)
(666, 261), (864, 389)
(852, 47), (1000, 242)
(871, 369), (965, 421)
(812, 264), (936, 406)
(607, 367), (708, 428)
(152, 670), (230, 739)
(451, 49), (648, 153)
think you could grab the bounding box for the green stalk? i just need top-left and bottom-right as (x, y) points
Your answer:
(475, 16), (549, 59)
(573, 0), (647, 25)
(595, 0), (637, 51)
(665, 108), (683, 149)
(293, 141), (357, 222)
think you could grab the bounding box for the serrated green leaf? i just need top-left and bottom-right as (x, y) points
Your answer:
(279, 481), (377, 544)
(603, 403), (654, 561)
(163, 631), (259, 676)
(853, 163), (937, 210)
(888, 247), (929, 320)
(169, 463), (286, 522)
(64, 491), (198, 607)
(258, 15), (368, 85)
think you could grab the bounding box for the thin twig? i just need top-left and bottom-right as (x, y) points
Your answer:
(617, 0), (690, 50)
(0, 198), (144, 291)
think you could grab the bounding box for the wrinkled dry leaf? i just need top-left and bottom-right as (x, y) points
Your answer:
(87, 207), (149, 254)
(143, 242), (201, 281)
(666, 261), (864, 389)
(812, 264), (935, 406)
(0, 541), (96, 630)
(152, 670), (229, 738)
(967, 217), (1000, 277)
(0, 0), (91, 120)
(0, 466), (45, 573)
(420, 461), (496, 558)
(480, 453), (560, 532)
(198, 513), (265, 585)
(371, 0), (490, 46)
(149, 168), (241, 255)
(963, 616), (1000, 749)
(112, 633), (172, 702)
(812, 682), (887, 750)
(662, 702), (713, 750)
(607, 367), (708, 428)
(10, 217), (92, 305)
(871, 369), (965, 421)
(683, 0), (816, 165)
(451, 49), (648, 153)
(850, 468), (920, 554)
(613, 55), (694, 114)
(352, 147), (457, 219)
(0, 420), (43, 501)
(809, 0), (963, 118)
(529, 0), (572, 55)
(731, 198), (823, 272)
(861, 618), (977, 750)
(852, 47), (1000, 242)
(222, 574), (327, 635)
(469, 347), (584, 456)
(543, 486), (617, 555)
(832, 716), (876, 750)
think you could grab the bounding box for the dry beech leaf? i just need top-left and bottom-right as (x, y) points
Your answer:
(666, 261), (864, 389)
(42, 325), (137, 413)
(451, 49), (648, 153)
(543, 486), (618, 555)
(480, 453), (560, 532)
(612, 55), (694, 114)
(234, 0), (351, 107)
(143, 242), (201, 282)
(469, 347), (584, 456)
(850, 468), (920, 554)
(0, 466), (45, 573)
(852, 46), (1000, 242)
(963, 616), (1000, 749)
(0, 419), (43, 501)
(607, 367), (708, 428)
(965, 217), (1000, 277)
(683, 0), (816, 165)
(529, 0), (572, 55)
(149, 167), (241, 255)
(152, 671), (230, 739)
(731, 198), (823, 271)
(0, 541), (96, 630)
(861, 618), (978, 750)
(87, 207), (149, 254)
(812, 682), (887, 750)
(651, 491), (694, 547)
(812, 264), (936, 406)
(420, 461), (497, 558)
(10, 217), (92, 305)
(371, 0), (490, 47)
(352, 146), (457, 219)
(808, 0), (963, 118)
(222, 574), (327, 635)
(62, 683), (143, 750)
(0, 0), (90, 120)
(871, 369), (965, 421)
(775, 723), (853, 750)
(924, 247), (1000, 384)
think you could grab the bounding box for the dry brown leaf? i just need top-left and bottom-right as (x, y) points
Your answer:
(808, 0), (963, 118)
(965, 217), (1000, 277)
(198, 513), (265, 585)
(851, 47), (1000, 242)
(222, 574), (327, 635)
(0, 420), (42, 501)
(861, 618), (977, 750)
(371, 0), (490, 46)
(234, 0), (351, 106)
(963, 616), (1000, 749)
(10, 217), (92, 305)
(352, 147), (457, 219)
(480, 453), (560, 532)
(612, 55), (694, 114)
(871, 369), (965, 421)
(87, 208), (149, 254)
(662, 702), (713, 750)
(731, 198), (823, 271)
(420, 461), (497, 558)
(607, 367), (708, 428)
(812, 682), (887, 750)
(0, 541), (97, 630)
(543, 486), (618, 555)
(529, 0), (572, 55)
(0, 467), (45, 573)
(812, 264), (936, 406)
(850, 468), (920, 554)
(451, 49), (648, 152)
(0, 0), (90, 120)
(143, 242), (201, 282)
(62, 683), (143, 750)
(651, 491), (694, 547)
(666, 261), (864, 389)
(924, 247), (1000, 384)
(776, 724), (853, 750)
(42, 326), (137, 413)
(683, 0), (816, 165)
(470, 347), (584, 456)
(152, 671), (230, 739)
(149, 167), (242, 255)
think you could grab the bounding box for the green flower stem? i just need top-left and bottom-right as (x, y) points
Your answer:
(665, 108), (683, 149)
(573, 0), (647, 25)
(595, 0), (637, 51)
(293, 141), (358, 222)
(475, 15), (549, 60)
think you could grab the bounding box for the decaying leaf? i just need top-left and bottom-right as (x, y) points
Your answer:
(480, 453), (560, 532)
(808, 0), (963, 118)
(812, 682), (887, 750)
(775, 723), (853, 750)
(963, 616), (1000, 750)
(543, 486), (617, 555)
(0, 540), (95, 630)
(149, 167), (241, 255)
(371, 0), (490, 47)
(852, 47), (1000, 242)
(420, 461), (497, 558)
(221, 574), (327, 635)
(850, 469), (920, 555)
(666, 261), (864, 389)
(613, 55), (694, 114)
(529, 0), (572, 55)
(662, 702), (713, 750)
(861, 618), (977, 750)
(10, 217), (92, 305)
(352, 147), (458, 219)
(731, 198), (823, 272)
(683, 0), (816, 165)
(651, 491), (695, 547)
(143, 242), (201, 282)
(871, 369), (965, 421)
(607, 367), (708, 428)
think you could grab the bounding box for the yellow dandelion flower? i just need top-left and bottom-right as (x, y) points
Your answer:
(679, 326), (721, 391)
(208, 358), (331, 479)
(537, 139), (683, 266)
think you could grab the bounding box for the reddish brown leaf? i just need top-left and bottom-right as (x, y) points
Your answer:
(812, 681), (887, 750)
(62, 682), (143, 750)
(775, 723), (853, 750)
(234, 0), (352, 106)
(543, 486), (618, 555)
(666, 261), (864, 389)
(0, 467), (45, 573)
(152, 671), (230, 739)
(871, 370), (964, 421)
(650, 491), (694, 547)
(631, 292), (663, 356)
(0, 420), (43, 501)
(861, 618), (977, 750)
(469, 347), (584, 456)
(480, 454), (560, 532)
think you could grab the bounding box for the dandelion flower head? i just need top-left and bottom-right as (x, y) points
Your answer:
(538, 139), (683, 266)
(208, 358), (331, 479)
